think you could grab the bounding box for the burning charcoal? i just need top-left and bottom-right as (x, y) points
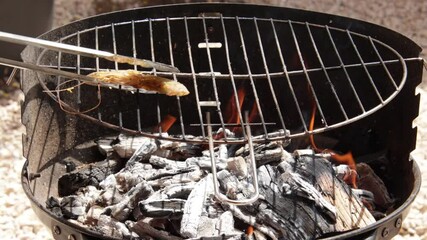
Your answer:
(222, 203), (278, 240)
(128, 220), (183, 240)
(157, 140), (202, 160)
(252, 129), (290, 142)
(293, 149), (315, 157)
(180, 174), (214, 238)
(99, 174), (117, 190)
(145, 166), (198, 181)
(216, 127), (235, 139)
(107, 181), (154, 221)
(226, 156), (248, 178)
(352, 189), (376, 211)
(202, 144), (228, 161)
(148, 168), (205, 188)
(253, 230), (268, 240)
(46, 196), (63, 218)
(96, 214), (132, 239)
(217, 170), (246, 200)
(334, 164), (352, 180)
(256, 204), (298, 239)
(255, 165), (333, 239)
(279, 171), (337, 220)
(60, 195), (88, 219)
(96, 136), (117, 156)
(215, 211), (242, 236)
(58, 157), (124, 196)
(149, 155), (187, 169)
(140, 182), (195, 209)
(164, 183), (195, 199)
(139, 199), (186, 218)
(116, 162), (197, 192)
(185, 156), (227, 171)
(357, 162), (395, 210)
(258, 155), (375, 239)
(236, 141), (286, 166)
(255, 147), (286, 166)
(190, 216), (218, 237)
(113, 134), (158, 160)
(218, 144), (228, 160)
(97, 187), (123, 206)
(84, 205), (104, 226)
(140, 217), (168, 230)
(115, 162), (153, 192)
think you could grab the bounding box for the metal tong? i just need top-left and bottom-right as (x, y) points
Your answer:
(206, 112), (260, 205)
(0, 30), (179, 84)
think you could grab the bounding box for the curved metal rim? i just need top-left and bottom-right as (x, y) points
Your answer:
(20, 160), (120, 240)
(321, 159), (422, 240)
(34, 16), (407, 144)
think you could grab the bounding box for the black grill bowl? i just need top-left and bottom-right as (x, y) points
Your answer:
(20, 3), (423, 240)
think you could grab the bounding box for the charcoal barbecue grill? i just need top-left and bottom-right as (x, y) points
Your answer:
(16, 3), (423, 240)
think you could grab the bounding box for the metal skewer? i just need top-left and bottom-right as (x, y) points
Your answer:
(0, 57), (147, 92)
(0, 30), (180, 73)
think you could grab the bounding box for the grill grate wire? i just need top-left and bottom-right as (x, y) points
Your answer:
(34, 16), (407, 144)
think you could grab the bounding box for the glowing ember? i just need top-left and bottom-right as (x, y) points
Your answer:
(155, 114), (177, 133)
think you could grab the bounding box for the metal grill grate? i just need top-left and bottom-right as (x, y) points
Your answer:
(36, 16), (407, 144)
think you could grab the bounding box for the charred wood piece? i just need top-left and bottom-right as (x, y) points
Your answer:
(139, 198), (186, 218)
(60, 195), (88, 219)
(226, 156), (248, 178)
(148, 168), (205, 188)
(58, 158), (124, 196)
(236, 141), (287, 166)
(97, 187), (123, 206)
(217, 170), (254, 200)
(128, 220), (183, 240)
(112, 134), (158, 161)
(180, 174), (214, 238)
(186, 156), (227, 171)
(357, 162), (395, 211)
(95, 215), (133, 239)
(46, 196), (63, 218)
(149, 155), (187, 169)
(157, 140), (202, 160)
(84, 205), (105, 226)
(223, 203), (278, 240)
(279, 171), (337, 221)
(202, 144), (228, 161)
(106, 181), (154, 221)
(116, 161), (198, 192)
(95, 136), (117, 156)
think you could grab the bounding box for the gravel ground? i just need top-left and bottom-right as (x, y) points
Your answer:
(0, 0), (426, 239)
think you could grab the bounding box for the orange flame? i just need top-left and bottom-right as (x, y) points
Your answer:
(226, 88), (246, 125)
(155, 114), (177, 133)
(246, 225), (254, 236)
(309, 103), (358, 189)
(215, 88), (260, 139)
(248, 101), (259, 124)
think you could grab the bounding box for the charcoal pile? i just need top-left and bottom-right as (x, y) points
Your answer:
(46, 132), (393, 239)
